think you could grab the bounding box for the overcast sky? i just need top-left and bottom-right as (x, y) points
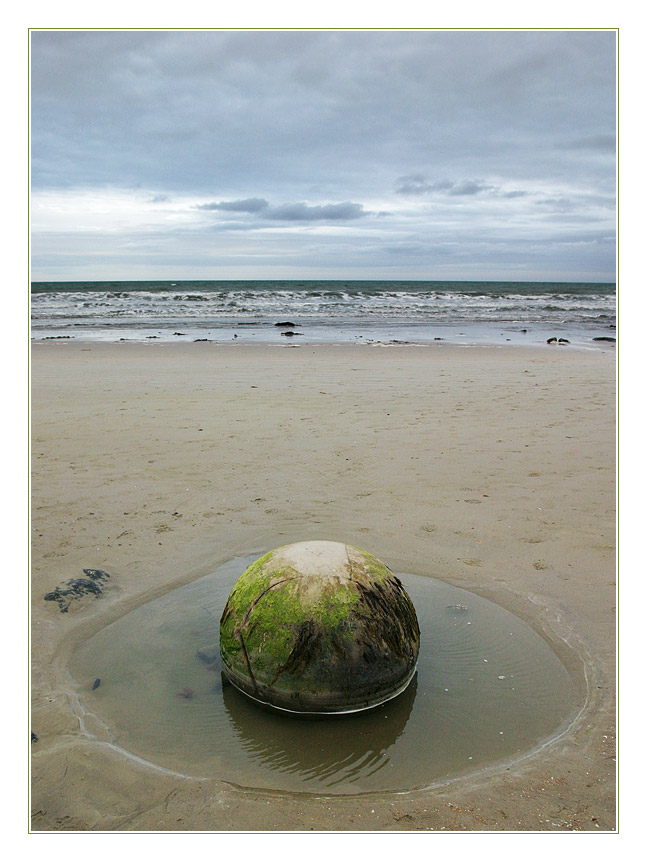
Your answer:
(30, 29), (617, 282)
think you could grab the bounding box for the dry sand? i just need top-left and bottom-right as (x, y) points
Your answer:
(30, 340), (616, 832)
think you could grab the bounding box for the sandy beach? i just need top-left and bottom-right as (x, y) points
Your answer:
(30, 340), (616, 832)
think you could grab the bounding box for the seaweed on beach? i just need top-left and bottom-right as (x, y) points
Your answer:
(44, 568), (111, 613)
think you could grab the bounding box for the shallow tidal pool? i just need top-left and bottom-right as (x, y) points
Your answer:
(68, 555), (580, 793)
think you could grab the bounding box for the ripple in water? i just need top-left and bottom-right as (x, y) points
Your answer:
(68, 556), (580, 793)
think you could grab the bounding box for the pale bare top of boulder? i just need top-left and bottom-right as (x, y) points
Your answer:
(274, 540), (351, 574)
(269, 540), (374, 599)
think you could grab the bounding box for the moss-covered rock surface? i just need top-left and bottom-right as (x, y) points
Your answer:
(219, 541), (420, 713)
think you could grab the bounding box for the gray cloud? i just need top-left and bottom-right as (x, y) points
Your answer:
(197, 198), (367, 222)
(264, 202), (367, 221)
(394, 175), (435, 195)
(560, 135), (616, 153)
(446, 180), (494, 197)
(396, 175), (516, 197)
(198, 198), (270, 213)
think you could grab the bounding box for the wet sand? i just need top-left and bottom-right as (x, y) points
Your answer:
(30, 340), (616, 831)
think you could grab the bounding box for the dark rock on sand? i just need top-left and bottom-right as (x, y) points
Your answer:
(44, 568), (111, 613)
(275, 321), (296, 327)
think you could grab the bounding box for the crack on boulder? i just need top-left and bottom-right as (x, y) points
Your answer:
(231, 577), (301, 692)
(240, 577), (300, 629)
(236, 631), (260, 694)
(344, 545), (355, 581)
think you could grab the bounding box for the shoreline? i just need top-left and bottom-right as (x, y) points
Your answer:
(30, 327), (617, 351)
(30, 337), (617, 358)
(30, 341), (616, 831)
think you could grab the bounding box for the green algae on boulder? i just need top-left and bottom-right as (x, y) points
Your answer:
(219, 541), (420, 713)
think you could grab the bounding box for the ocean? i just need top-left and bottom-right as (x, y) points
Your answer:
(30, 280), (616, 347)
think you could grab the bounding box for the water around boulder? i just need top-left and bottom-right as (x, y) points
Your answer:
(68, 554), (581, 793)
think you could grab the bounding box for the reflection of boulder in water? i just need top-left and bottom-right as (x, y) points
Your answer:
(221, 670), (417, 787)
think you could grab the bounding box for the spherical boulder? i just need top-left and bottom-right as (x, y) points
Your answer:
(219, 541), (420, 714)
